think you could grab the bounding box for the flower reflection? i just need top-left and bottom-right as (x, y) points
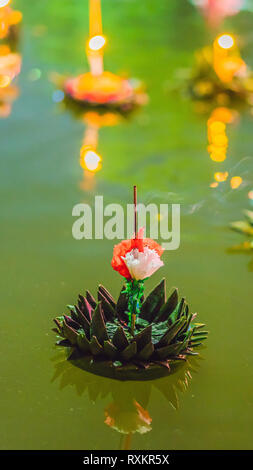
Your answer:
(0, 43), (21, 118)
(51, 350), (203, 449)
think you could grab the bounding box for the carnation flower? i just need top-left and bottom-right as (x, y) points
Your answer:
(111, 228), (164, 280)
(122, 247), (164, 281)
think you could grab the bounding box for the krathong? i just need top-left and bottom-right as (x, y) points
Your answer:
(186, 33), (253, 109)
(53, 187), (208, 380)
(0, 0), (22, 41)
(62, 0), (147, 111)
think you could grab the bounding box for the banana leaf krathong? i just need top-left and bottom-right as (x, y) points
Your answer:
(53, 279), (208, 380)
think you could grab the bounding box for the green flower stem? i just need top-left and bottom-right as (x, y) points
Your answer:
(124, 279), (145, 333)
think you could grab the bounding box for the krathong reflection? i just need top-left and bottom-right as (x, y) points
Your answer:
(0, 0), (22, 41)
(62, 0), (146, 111)
(207, 107), (237, 163)
(228, 209), (253, 271)
(79, 110), (121, 190)
(52, 93), (124, 190)
(190, 0), (244, 28)
(0, 42), (21, 118)
(52, 351), (202, 449)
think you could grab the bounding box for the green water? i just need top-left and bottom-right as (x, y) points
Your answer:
(0, 0), (253, 450)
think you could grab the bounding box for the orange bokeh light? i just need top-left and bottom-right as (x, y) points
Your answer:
(214, 171), (228, 182)
(230, 176), (242, 189)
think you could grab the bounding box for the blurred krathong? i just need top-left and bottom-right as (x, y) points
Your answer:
(61, 0), (147, 112)
(187, 33), (253, 110)
(0, 0), (22, 41)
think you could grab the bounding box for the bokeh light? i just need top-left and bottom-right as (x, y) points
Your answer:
(214, 171), (228, 182)
(230, 176), (242, 189)
(52, 89), (64, 103)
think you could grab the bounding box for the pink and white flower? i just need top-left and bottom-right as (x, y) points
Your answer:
(122, 246), (164, 281)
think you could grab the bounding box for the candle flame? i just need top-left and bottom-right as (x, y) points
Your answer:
(0, 0), (11, 7)
(88, 35), (106, 52)
(217, 34), (235, 50)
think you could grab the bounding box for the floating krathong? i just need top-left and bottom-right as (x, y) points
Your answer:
(63, 0), (146, 111)
(188, 33), (253, 108)
(53, 187), (208, 380)
(0, 0), (22, 41)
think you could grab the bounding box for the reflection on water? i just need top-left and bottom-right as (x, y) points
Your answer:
(207, 107), (236, 163)
(52, 351), (202, 449)
(79, 110), (121, 190)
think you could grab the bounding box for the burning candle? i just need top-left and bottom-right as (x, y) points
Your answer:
(213, 33), (246, 83)
(87, 0), (106, 76)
